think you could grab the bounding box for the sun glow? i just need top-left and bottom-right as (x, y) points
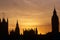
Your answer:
(19, 18), (45, 34)
(8, 18), (51, 35)
(20, 18), (41, 25)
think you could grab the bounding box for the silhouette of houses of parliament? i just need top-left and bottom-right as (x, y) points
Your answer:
(0, 8), (60, 40)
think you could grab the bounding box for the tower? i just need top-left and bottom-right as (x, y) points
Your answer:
(1, 18), (8, 35)
(15, 21), (20, 35)
(0, 18), (8, 40)
(52, 8), (59, 33)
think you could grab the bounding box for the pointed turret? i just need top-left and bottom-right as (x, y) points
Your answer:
(53, 8), (57, 16)
(2, 18), (6, 22)
(15, 20), (20, 35)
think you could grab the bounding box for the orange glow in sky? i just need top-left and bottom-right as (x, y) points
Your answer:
(0, 0), (60, 35)
(8, 18), (52, 34)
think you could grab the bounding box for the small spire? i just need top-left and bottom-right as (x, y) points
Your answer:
(15, 20), (20, 34)
(16, 20), (19, 30)
(16, 20), (18, 26)
(2, 18), (5, 22)
(53, 7), (57, 15)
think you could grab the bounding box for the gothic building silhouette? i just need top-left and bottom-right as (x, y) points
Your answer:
(0, 18), (8, 40)
(15, 21), (20, 39)
(52, 8), (59, 33)
(23, 28), (38, 35)
(10, 21), (20, 40)
(0, 8), (60, 40)
(15, 21), (20, 35)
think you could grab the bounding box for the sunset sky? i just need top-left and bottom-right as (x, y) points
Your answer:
(0, 0), (60, 34)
